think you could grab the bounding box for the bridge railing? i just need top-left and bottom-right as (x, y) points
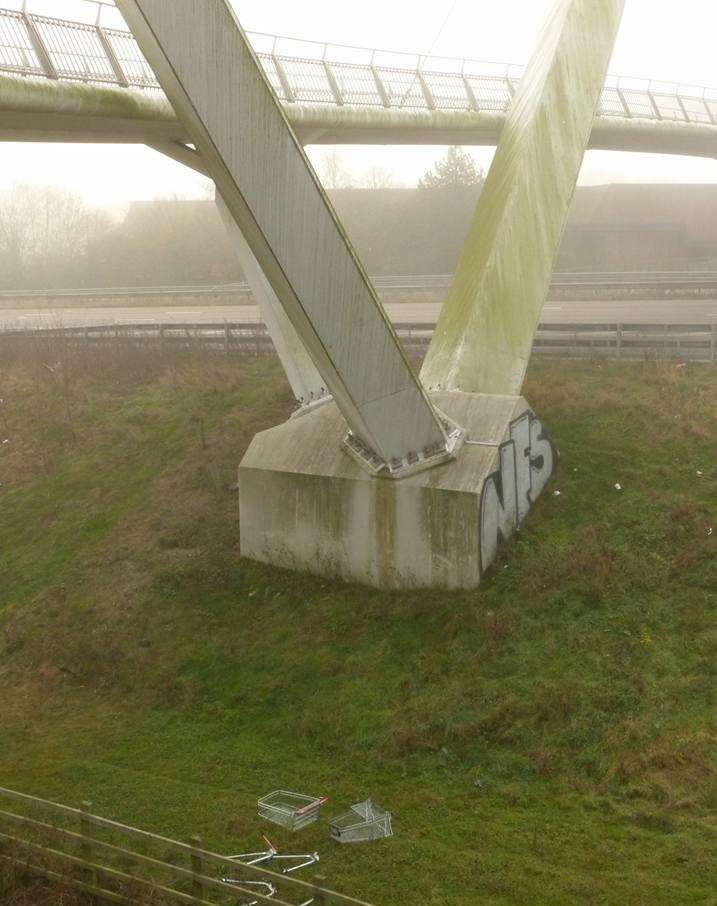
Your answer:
(0, 4), (716, 124)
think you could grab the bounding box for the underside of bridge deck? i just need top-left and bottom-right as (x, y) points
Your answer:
(1, 73), (717, 160)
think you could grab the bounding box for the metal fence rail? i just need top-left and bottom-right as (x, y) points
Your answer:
(2, 272), (717, 304)
(1, 5), (716, 124)
(0, 785), (373, 906)
(2, 321), (715, 364)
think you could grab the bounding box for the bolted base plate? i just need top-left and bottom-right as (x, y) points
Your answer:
(239, 391), (557, 590)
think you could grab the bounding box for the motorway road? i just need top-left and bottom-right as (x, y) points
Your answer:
(1, 298), (717, 330)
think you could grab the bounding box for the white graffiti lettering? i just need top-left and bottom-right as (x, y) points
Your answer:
(480, 412), (556, 573)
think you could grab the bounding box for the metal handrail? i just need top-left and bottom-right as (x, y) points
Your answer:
(3, 271), (717, 299)
(0, 5), (716, 124)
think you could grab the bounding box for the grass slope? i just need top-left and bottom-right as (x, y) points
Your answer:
(0, 346), (715, 905)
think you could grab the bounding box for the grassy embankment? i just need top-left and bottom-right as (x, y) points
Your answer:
(0, 341), (715, 905)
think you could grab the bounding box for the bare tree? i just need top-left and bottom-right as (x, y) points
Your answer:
(360, 165), (395, 190)
(0, 184), (112, 289)
(316, 149), (354, 189)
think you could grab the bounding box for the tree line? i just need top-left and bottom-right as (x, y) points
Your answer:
(1, 147), (710, 290)
(0, 148), (486, 290)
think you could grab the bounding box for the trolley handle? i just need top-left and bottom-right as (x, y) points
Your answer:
(294, 797), (328, 817)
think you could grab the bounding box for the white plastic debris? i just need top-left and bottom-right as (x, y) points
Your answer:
(708, 528), (714, 537)
(696, 471), (703, 477)
(553, 490), (561, 497)
(614, 483), (622, 491)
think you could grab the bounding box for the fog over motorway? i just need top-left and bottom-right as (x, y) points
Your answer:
(1, 298), (716, 331)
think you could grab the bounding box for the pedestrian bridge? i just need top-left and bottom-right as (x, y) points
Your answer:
(1, 4), (717, 158)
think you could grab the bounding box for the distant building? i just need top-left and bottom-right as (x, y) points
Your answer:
(561, 184), (717, 270)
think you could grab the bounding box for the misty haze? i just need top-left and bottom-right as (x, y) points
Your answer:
(0, 2), (714, 905)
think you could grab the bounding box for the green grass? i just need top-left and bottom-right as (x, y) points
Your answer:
(0, 348), (715, 905)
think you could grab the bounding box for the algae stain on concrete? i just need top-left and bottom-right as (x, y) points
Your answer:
(421, 0), (626, 398)
(371, 478), (397, 588)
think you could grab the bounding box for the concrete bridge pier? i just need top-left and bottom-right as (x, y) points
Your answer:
(239, 391), (555, 588)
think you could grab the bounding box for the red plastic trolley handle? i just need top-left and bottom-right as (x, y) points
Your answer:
(294, 797), (328, 817)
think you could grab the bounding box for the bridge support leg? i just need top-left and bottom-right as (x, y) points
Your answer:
(117, 0), (453, 473)
(421, 0), (626, 396)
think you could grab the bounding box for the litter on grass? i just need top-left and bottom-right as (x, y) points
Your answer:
(226, 837), (319, 875)
(258, 790), (328, 831)
(219, 878), (276, 900)
(329, 800), (393, 843)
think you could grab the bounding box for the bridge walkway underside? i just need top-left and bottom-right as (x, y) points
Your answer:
(0, 74), (716, 160)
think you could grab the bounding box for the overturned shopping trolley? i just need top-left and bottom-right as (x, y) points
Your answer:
(329, 800), (393, 843)
(258, 790), (328, 831)
(226, 836), (320, 875)
(221, 836), (319, 905)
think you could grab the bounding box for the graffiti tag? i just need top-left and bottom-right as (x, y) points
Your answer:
(479, 412), (557, 573)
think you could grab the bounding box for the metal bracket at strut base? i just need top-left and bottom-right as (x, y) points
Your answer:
(289, 393), (333, 420)
(342, 409), (465, 479)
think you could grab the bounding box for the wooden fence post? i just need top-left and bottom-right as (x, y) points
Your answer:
(189, 835), (204, 901)
(616, 323), (622, 360)
(711, 324), (716, 364)
(224, 323), (231, 355)
(80, 800), (98, 905)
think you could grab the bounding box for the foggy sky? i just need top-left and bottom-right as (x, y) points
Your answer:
(1, 0), (716, 208)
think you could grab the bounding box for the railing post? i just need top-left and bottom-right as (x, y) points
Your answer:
(615, 84), (632, 117)
(224, 322), (231, 355)
(96, 25), (130, 87)
(322, 60), (344, 106)
(711, 323), (716, 364)
(189, 835), (204, 901)
(675, 92), (691, 123)
(370, 54), (391, 108)
(616, 323), (622, 359)
(462, 73), (480, 112)
(646, 86), (662, 119)
(80, 801), (98, 905)
(22, 11), (58, 79)
(416, 69), (435, 110)
(273, 55), (295, 102)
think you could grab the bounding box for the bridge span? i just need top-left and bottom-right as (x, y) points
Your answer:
(1, 5), (717, 158)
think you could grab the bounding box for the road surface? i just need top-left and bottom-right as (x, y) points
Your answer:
(1, 298), (716, 330)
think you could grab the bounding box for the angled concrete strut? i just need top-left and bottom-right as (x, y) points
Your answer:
(421, 0), (626, 396)
(116, 0), (452, 469)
